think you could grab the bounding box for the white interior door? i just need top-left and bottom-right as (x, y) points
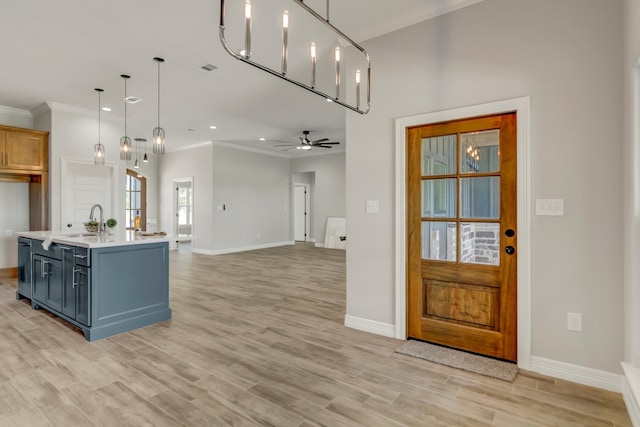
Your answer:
(62, 160), (116, 231)
(294, 185), (308, 242)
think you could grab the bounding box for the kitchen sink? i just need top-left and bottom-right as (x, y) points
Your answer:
(62, 233), (98, 238)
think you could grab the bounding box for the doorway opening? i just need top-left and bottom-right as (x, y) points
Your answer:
(294, 184), (310, 242)
(125, 169), (146, 231)
(173, 177), (194, 248)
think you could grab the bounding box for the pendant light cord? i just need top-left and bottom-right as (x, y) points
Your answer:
(98, 91), (101, 144)
(124, 78), (127, 135)
(157, 59), (161, 127)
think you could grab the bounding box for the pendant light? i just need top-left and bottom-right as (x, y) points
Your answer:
(143, 138), (149, 162)
(119, 74), (132, 160)
(134, 138), (143, 169)
(152, 57), (166, 154)
(94, 88), (105, 165)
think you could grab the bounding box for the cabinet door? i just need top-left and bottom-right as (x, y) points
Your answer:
(46, 259), (63, 312)
(74, 266), (91, 326)
(61, 247), (76, 318)
(32, 255), (48, 303)
(4, 131), (47, 171)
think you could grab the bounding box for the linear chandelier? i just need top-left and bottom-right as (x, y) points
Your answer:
(219, 0), (371, 114)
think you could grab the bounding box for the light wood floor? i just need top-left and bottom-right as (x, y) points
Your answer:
(0, 243), (632, 426)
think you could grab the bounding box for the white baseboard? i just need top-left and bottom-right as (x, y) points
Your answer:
(315, 243), (325, 248)
(344, 315), (396, 338)
(308, 238), (316, 243)
(622, 362), (640, 426)
(529, 356), (623, 393)
(192, 241), (294, 256)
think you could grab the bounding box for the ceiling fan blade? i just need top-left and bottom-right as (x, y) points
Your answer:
(315, 145), (333, 148)
(310, 138), (329, 143)
(312, 142), (340, 145)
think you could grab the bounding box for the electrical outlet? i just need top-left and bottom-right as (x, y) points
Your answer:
(4, 229), (12, 237)
(567, 312), (582, 332)
(365, 200), (379, 214)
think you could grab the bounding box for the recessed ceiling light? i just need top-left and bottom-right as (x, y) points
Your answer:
(124, 95), (142, 104)
(102, 107), (111, 112)
(209, 125), (217, 130)
(259, 137), (266, 141)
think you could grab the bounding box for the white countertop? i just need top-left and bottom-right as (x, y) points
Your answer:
(16, 230), (172, 249)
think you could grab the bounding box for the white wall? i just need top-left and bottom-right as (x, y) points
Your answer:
(623, 0), (640, 368)
(211, 145), (291, 251)
(292, 152), (346, 245)
(0, 182), (29, 269)
(47, 104), (160, 233)
(346, 0), (624, 374)
(159, 144), (214, 250)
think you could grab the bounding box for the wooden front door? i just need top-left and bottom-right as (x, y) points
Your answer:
(407, 113), (517, 361)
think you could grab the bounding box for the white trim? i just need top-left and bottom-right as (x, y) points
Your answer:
(0, 105), (33, 119)
(394, 96), (532, 369)
(344, 315), (396, 338)
(172, 177), (195, 240)
(192, 241), (294, 256)
(528, 356), (623, 393)
(623, 362), (640, 426)
(315, 242), (325, 248)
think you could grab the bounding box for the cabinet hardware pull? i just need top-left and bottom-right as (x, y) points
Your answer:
(73, 254), (87, 259)
(41, 259), (49, 278)
(72, 268), (81, 288)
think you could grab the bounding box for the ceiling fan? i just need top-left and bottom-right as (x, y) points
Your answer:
(274, 130), (340, 151)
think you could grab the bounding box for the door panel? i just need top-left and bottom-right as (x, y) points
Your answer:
(407, 113), (517, 361)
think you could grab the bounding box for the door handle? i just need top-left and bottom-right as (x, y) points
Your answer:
(505, 246), (515, 255)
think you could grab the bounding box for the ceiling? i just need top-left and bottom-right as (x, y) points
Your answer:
(0, 0), (482, 157)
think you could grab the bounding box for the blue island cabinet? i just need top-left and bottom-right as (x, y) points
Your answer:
(22, 237), (171, 341)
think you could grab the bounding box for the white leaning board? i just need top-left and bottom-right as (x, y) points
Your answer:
(324, 217), (346, 250)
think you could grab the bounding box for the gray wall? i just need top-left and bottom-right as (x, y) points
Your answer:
(159, 144), (214, 251)
(346, 0), (624, 373)
(292, 152), (346, 245)
(211, 145), (291, 251)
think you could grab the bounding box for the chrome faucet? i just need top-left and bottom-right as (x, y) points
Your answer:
(89, 204), (104, 234)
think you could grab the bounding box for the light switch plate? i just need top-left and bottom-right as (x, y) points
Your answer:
(366, 200), (379, 214)
(535, 199), (564, 216)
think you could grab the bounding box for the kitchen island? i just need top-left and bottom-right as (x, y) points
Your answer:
(16, 230), (171, 341)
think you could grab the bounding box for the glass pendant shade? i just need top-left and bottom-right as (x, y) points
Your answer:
(153, 127), (165, 154)
(94, 142), (105, 165)
(143, 153), (149, 162)
(94, 88), (105, 165)
(120, 136), (132, 160)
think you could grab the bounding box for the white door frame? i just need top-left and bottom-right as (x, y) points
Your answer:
(173, 177), (194, 241)
(394, 96), (531, 369)
(60, 157), (119, 231)
(294, 183), (311, 242)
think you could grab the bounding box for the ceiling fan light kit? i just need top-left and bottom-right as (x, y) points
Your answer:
(273, 130), (340, 151)
(219, 0), (370, 114)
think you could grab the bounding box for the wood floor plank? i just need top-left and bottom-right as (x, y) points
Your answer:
(0, 244), (632, 426)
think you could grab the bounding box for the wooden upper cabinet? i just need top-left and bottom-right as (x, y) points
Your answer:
(0, 125), (49, 171)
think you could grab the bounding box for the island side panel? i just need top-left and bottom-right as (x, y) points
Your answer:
(88, 241), (171, 341)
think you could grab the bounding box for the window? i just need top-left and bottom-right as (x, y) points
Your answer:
(125, 169), (146, 230)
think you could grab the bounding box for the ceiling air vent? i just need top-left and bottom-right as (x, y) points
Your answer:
(124, 96), (142, 104)
(199, 63), (218, 72)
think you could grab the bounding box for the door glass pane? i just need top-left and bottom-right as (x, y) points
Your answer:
(422, 222), (456, 261)
(422, 135), (456, 176)
(460, 222), (500, 266)
(460, 177), (499, 219)
(422, 178), (456, 218)
(460, 129), (500, 174)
